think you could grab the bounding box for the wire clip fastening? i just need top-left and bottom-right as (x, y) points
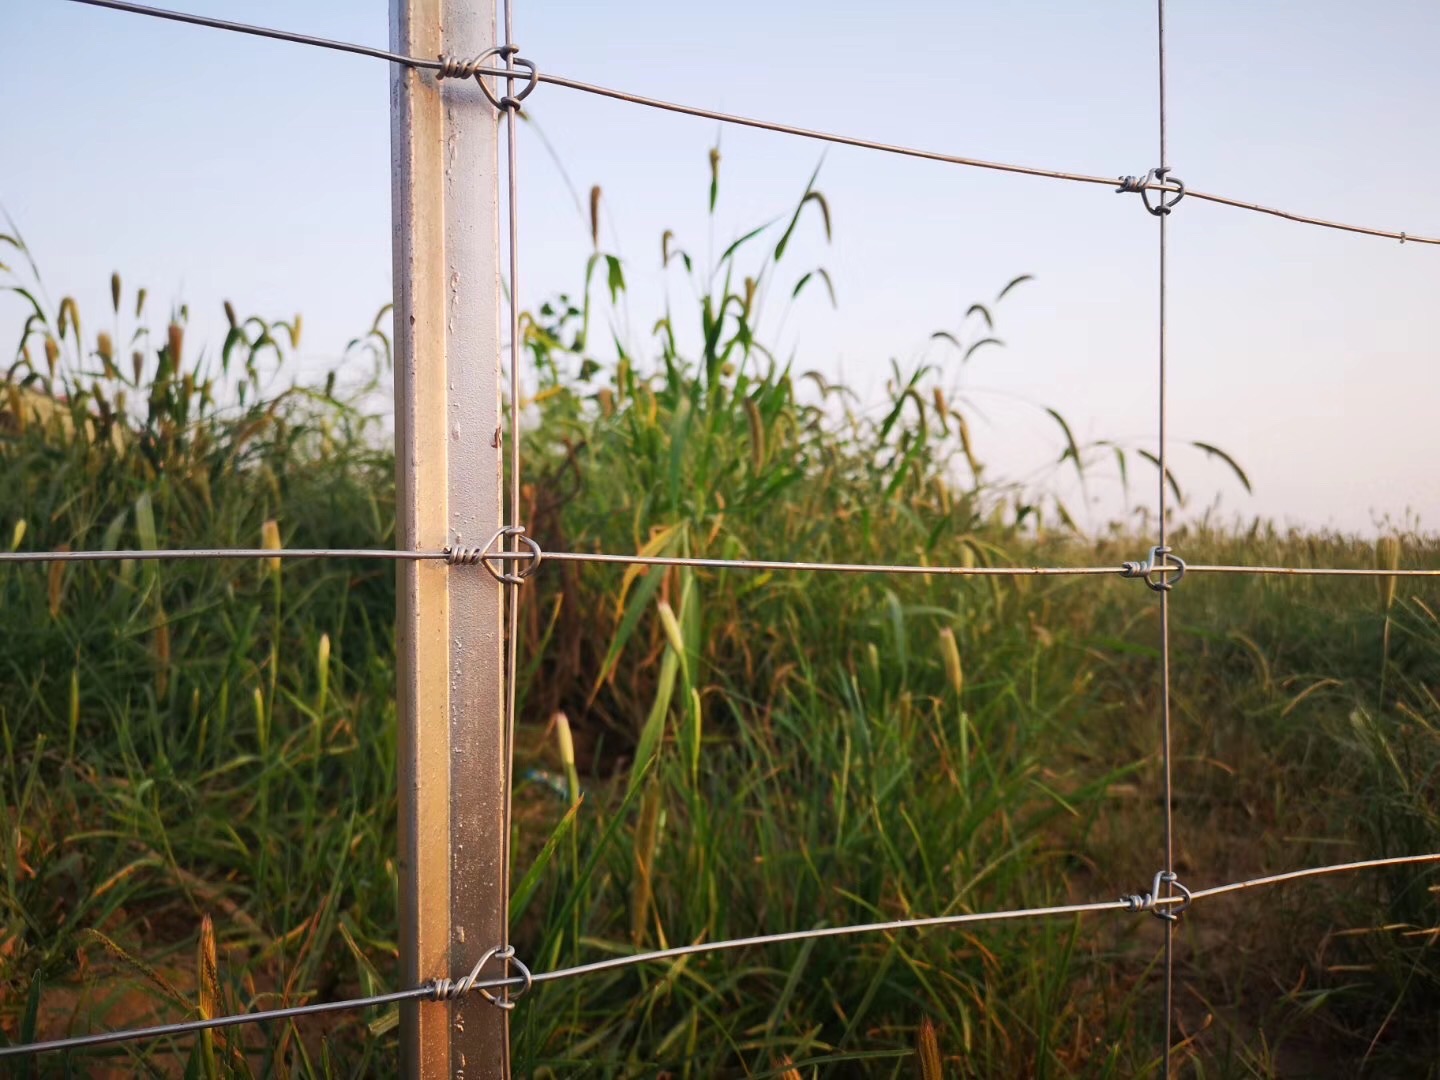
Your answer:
(1117, 166), (1185, 216)
(1122, 545), (1186, 592)
(430, 944), (533, 1009)
(446, 525), (543, 585)
(436, 45), (538, 111)
(1122, 869), (1192, 922)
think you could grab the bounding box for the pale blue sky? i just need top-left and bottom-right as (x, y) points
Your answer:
(4, 1), (1439, 533)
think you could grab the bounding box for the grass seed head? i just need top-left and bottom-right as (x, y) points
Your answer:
(744, 397), (766, 471)
(167, 322), (184, 368)
(1376, 535), (1401, 612)
(553, 711), (575, 770)
(261, 519), (282, 574)
(939, 627), (964, 697)
(916, 1016), (943, 1080)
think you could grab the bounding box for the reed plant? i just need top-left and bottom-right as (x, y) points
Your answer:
(1, 164), (1437, 1076)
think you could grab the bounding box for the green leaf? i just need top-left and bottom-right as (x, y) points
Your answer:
(1046, 407), (1084, 482)
(883, 589), (908, 678)
(1053, 497), (1079, 531)
(630, 647), (679, 796)
(965, 303), (994, 329)
(996, 273), (1034, 301)
(605, 255), (626, 303)
(775, 162), (831, 260)
(962, 336), (1003, 362)
(1192, 440), (1252, 493)
(1137, 449), (1184, 506)
(134, 491), (158, 550)
(667, 397), (692, 507)
(546, 758), (656, 936)
(19, 970), (42, 1074)
(337, 919), (388, 995)
(708, 145), (721, 211)
(101, 508), (128, 552)
(720, 220), (778, 264)
(589, 527), (680, 699)
(791, 267), (836, 307)
(511, 798), (583, 920)
(6, 287), (45, 323)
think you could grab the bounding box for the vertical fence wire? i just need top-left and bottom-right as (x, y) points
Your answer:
(1153, 0), (1179, 1072)
(501, 0), (525, 1001)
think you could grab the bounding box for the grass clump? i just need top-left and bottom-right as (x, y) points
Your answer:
(2, 162), (1439, 1077)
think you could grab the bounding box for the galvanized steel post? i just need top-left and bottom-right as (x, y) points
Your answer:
(390, 1), (509, 1077)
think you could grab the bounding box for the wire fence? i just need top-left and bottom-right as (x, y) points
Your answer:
(5, 0), (1438, 1071)
(6, 850), (1440, 1063)
(62, 0), (1440, 246)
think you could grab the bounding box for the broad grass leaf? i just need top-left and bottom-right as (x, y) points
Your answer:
(1191, 440), (1251, 493)
(774, 162), (831, 260)
(511, 798), (583, 921)
(590, 523), (682, 699)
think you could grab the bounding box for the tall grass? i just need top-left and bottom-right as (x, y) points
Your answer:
(2, 163), (1438, 1077)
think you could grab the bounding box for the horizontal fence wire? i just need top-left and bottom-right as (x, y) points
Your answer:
(2, 851), (1436, 1061)
(61, 0), (1440, 246)
(4, 545), (1440, 578)
(1182, 564), (1440, 578)
(0, 548), (444, 564)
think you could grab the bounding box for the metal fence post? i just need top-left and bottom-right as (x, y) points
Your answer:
(390, 1), (509, 1077)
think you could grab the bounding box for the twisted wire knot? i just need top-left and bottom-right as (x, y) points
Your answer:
(1121, 545), (1186, 592)
(445, 525), (544, 585)
(436, 44), (538, 111)
(1122, 870), (1193, 922)
(1117, 166), (1185, 215)
(436, 53), (487, 79)
(430, 945), (533, 1009)
(445, 545), (486, 566)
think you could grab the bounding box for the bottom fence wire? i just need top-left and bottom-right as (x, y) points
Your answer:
(3, 851), (1437, 1061)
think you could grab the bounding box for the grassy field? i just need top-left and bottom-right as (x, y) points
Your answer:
(2, 175), (1439, 1077)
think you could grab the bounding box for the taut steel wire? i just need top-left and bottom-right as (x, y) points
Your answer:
(502, 0), (526, 1014)
(2, 851), (1436, 1061)
(1149, 0), (1179, 1071)
(5, 545), (1440, 578)
(60, 0), (1440, 246)
(0, 548), (447, 564)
